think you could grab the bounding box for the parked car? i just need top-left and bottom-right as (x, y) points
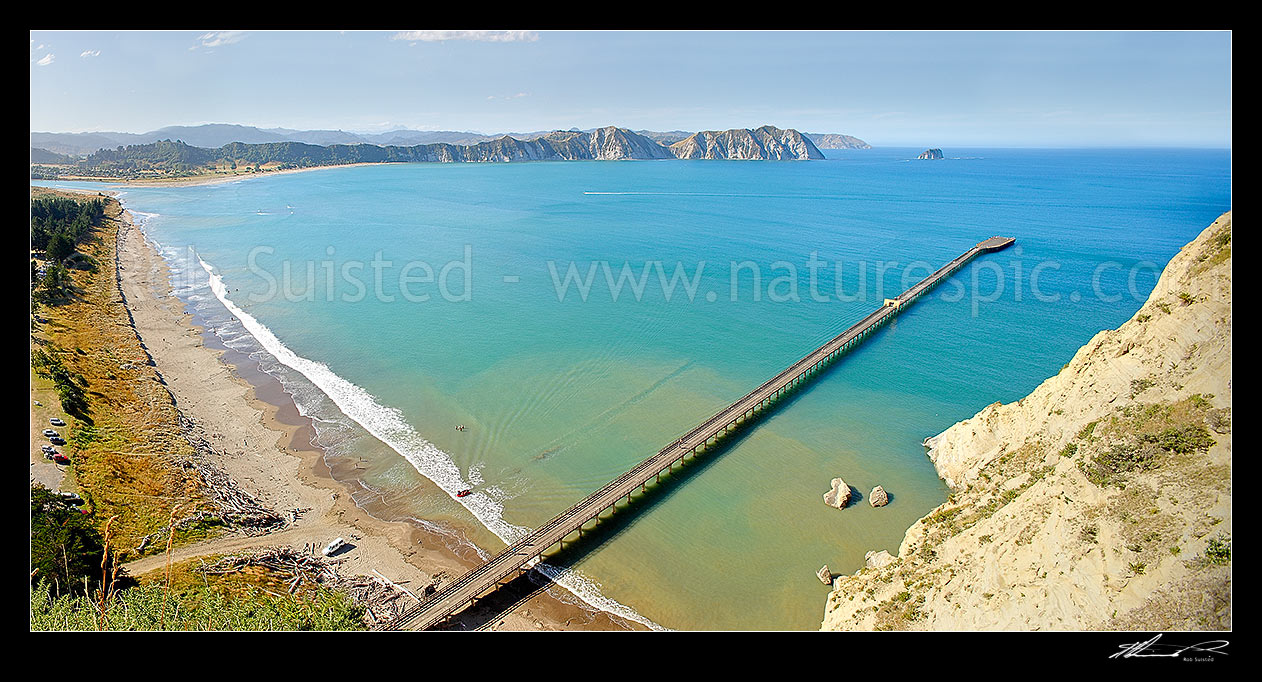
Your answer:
(322, 537), (347, 557)
(59, 492), (84, 505)
(53, 454), (71, 465)
(49, 418), (66, 427)
(50, 437), (67, 446)
(42, 429), (58, 437)
(41, 445), (55, 454)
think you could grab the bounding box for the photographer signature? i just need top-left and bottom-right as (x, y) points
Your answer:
(1111, 634), (1229, 660)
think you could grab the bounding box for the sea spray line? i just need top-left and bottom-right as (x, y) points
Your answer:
(189, 250), (663, 630)
(195, 253), (516, 532)
(132, 203), (517, 542)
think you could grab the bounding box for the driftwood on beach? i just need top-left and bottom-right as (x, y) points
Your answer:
(177, 413), (291, 534)
(201, 546), (427, 628)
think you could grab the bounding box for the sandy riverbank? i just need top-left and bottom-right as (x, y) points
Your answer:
(44, 162), (398, 189)
(114, 206), (640, 631)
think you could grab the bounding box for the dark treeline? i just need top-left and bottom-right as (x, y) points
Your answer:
(31, 347), (90, 418)
(72, 139), (427, 175)
(30, 484), (108, 595)
(31, 196), (105, 255)
(31, 195), (107, 303)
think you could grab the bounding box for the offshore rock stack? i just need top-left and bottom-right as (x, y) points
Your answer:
(823, 478), (852, 509)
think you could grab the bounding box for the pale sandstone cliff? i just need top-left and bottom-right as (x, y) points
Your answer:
(670, 125), (825, 160)
(821, 212), (1232, 631)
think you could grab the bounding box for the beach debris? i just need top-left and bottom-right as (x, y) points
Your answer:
(285, 506), (310, 525)
(135, 532), (158, 554)
(455, 424), (467, 432)
(817, 565), (833, 584)
(179, 455), (286, 533)
(177, 413), (286, 535)
(372, 569), (421, 604)
(823, 477), (852, 509)
(199, 545), (415, 627)
(869, 485), (889, 507)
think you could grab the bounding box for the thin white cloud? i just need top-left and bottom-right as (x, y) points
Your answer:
(487, 92), (530, 101)
(391, 30), (538, 43)
(80, 49), (100, 58)
(36, 53), (54, 67)
(192, 31), (247, 50)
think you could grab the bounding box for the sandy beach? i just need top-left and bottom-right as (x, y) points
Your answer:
(46, 162), (399, 189)
(112, 204), (640, 631)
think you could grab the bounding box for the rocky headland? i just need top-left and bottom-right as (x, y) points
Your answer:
(669, 125), (826, 160)
(821, 212), (1232, 631)
(806, 133), (872, 149)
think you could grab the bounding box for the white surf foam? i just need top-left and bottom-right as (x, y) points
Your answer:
(191, 252), (664, 630)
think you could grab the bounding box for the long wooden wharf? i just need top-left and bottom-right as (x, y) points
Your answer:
(387, 236), (1015, 630)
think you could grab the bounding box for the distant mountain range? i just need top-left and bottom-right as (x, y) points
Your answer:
(31, 123), (869, 157)
(30, 124), (875, 180)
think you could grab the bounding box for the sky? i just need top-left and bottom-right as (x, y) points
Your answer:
(29, 30), (1232, 147)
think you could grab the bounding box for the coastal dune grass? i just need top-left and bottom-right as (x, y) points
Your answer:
(30, 579), (363, 631)
(30, 189), (209, 553)
(31, 548), (366, 631)
(29, 189), (373, 632)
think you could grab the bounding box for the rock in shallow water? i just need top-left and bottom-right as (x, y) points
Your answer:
(869, 485), (889, 507)
(823, 478), (852, 509)
(818, 565), (833, 584)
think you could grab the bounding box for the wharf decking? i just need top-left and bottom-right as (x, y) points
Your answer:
(388, 236), (1014, 631)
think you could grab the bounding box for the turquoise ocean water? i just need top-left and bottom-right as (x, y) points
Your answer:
(41, 147), (1230, 629)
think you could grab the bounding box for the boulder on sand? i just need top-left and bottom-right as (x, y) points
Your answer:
(823, 478), (852, 508)
(869, 485), (889, 507)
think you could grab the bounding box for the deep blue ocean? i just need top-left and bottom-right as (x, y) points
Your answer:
(38, 146), (1231, 629)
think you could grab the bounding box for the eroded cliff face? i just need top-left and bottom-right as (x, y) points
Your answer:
(416, 125), (824, 162)
(821, 213), (1232, 631)
(549, 127), (676, 160)
(670, 125), (825, 160)
(413, 127), (675, 162)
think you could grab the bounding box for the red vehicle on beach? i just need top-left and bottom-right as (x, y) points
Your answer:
(456, 489), (472, 498)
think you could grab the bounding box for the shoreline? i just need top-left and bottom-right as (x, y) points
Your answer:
(41, 161), (397, 189)
(114, 204), (641, 631)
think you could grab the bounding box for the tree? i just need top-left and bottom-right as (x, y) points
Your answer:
(46, 230), (76, 263)
(30, 484), (104, 595)
(36, 263), (73, 303)
(31, 348), (89, 416)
